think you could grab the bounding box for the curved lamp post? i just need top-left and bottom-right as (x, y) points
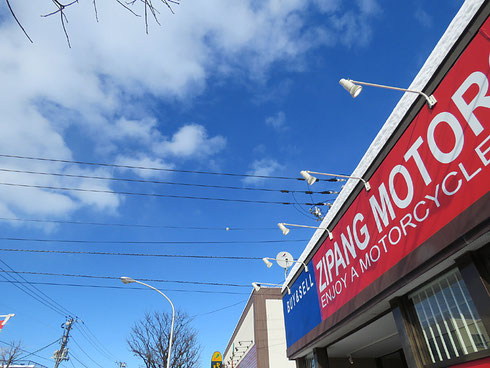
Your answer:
(121, 277), (175, 368)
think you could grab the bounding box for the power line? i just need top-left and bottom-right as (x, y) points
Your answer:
(191, 299), (247, 318)
(73, 325), (113, 362)
(0, 167), (339, 195)
(0, 216), (276, 230)
(68, 350), (90, 368)
(0, 280), (250, 294)
(0, 181), (333, 206)
(70, 337), (105, 368)
(0, 153), (344, 182)
(0, 236), (307, 245)
(77, 321), (117, 361)
(0, 259), (76, 317)
(0, 340), (53, 363)
(0, 270), (251, 288)
(0, 261), (69, 317)
(0, 248), (267, 259)
(18, 338), (61, 360)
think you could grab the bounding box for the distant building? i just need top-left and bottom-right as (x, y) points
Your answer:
(6, 361), (48, 368)
(223, 287), (295, 368)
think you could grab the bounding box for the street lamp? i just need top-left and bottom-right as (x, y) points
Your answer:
(120, 277), (175, 368)
(339, 78), (437, 108)
(300, 170), (370, 191)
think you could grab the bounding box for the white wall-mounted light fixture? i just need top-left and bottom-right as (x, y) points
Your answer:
(262, 257), (273, 268)
(238, 340), (253, 346)
(301, 170), (370, 191)
(339, 78), (437, 108)
(348, 355), (354, 365)
(251, 282), (291, 294)
(278, 222), (333, 240)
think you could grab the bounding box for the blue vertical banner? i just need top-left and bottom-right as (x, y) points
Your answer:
(282, 260), (322, 347)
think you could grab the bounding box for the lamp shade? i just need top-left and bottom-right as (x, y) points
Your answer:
(300, 170), (318, 185)
(339, 78), (362, 98)
(120, 276), (135, 284)
(262, 258), (273, 268)
(278, 223), (290, 235)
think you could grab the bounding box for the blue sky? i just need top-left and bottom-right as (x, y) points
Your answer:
(0, 1), (464, 367)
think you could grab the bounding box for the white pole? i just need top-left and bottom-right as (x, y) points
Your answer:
(131, 280), (176, 368)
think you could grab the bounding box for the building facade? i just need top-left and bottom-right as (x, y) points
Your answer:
(282, 1), (490, 368)
(223, 288), (295, 368)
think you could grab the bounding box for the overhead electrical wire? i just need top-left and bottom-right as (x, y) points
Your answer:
(0, 270), (67, 316)
(0, 270), (251, 288)
(0, 280), (250, 294)
(191, 299), (247, 318)
(0, 153), (345, 182)
(0, 236), (307, 244)
(0, 181), (334, 206)
(0, 248), (268, 259)
(18, 338), (61, 360)
(78, 321), (117, 361)
(0, 262), (112, 361)
(0, 264), (117, 365)
(73, 326), (114, 362)
(0, 340), (53, 363)
(68, 350), (90, 368)
(0, 259), (73, 317)
(0, 167), (339, 195)
(0, 216), (277, 230)
(70, 337), (106, 368)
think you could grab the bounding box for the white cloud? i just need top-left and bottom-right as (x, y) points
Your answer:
(329, 0), (381, 47)
(0, 0), (380, 222)
(114, 155), (175, 180)
(243, 158), (283, 185)
(357, 0), (381, 16)
(414, 8), (433, 28)
(157, 124), (227, 159)
(265, 111), (286, 130)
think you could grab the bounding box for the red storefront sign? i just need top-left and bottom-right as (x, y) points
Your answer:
(312, 17), (490, 321)
(450, 357), (490, 368)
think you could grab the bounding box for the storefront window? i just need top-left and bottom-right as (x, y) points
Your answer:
(305, 354), (316, 368)
(409, 268), (489, 364)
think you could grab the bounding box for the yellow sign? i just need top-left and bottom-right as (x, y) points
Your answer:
(211, 351), (222, 362)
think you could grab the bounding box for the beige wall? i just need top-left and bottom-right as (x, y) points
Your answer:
(266, 299), (295, 368)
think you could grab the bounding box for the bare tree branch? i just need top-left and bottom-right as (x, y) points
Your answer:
(5, 0), (33, 43)
(128, 311), (200, 368)
(4, 0), (179, 47)
(0, 340), (23, 367)
(41, 0), (79, 48)
(115, 0), (141, 17)
(92, 0), (98, 22)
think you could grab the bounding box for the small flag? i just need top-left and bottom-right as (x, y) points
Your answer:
(0, 314), (15, 332)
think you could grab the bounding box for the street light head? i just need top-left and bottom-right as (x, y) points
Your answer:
(300, 170), (318, 185)
(120, 276), (136, 284)
(340, 78), (362, 98)
(251, 282), (261, 292)
(262, 258), (273, 268)
(278, 223), (290, 235)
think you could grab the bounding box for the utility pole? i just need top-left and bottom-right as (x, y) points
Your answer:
(116, 362), (127, 368)
(53, 317), (74, 368)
